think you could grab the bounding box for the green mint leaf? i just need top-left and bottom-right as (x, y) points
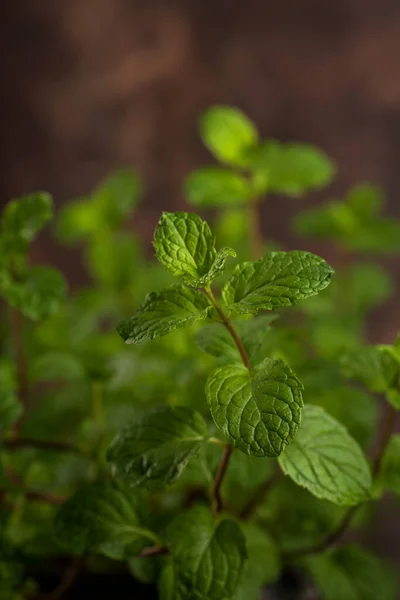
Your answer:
(199, 105), (259, 167)
(165, 505), (247, 600)
(107, 406), (208, 489)
(117, 285), (211, 344)
(304, 544), (396, 600)
(54, 482), (158, 559)
(341, 346), (399, 393)
(222, 251), (334, 315)
(195, 315), (278, 364)
(153, 212), (235, 285)
(278, 405), (372, 505)
(233, 523), (280, 600)
(346, 184), (384, 219)
(206, 358), (304, 457)
(184, 167), (252, 207)
(376, 435), (400, 496)
(0, 359), (22, 431)
(2, 266), (67, 321)
(56, 169), (141, 243)
(1, 192), (53, 254)
(251, 141), (335, 196)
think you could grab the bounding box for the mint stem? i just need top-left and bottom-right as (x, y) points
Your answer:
(211, 444), (233, 516)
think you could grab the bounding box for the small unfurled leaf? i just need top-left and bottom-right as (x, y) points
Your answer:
(56, 170), (141, 243)
(233, 523), (280, 600)
(206, 358), (304, 457)
(195, 314), (278, 364)
(166, 505), (247, 600)
(153, 212), (235, 285)
(377, 435), (400, 496)
(3, 266), (67, 321)
(54, 482), (158, 559)
(341, 346), (399, 393)
(185, 167), (252, 207)
(251, 141), (335, 196)
(107, 406), (208, 489)
(304, 544), (396, 600)
(0, 359), (22, 430)
(117, 285), (211, 344)
(279, 405), (372, 505)
(199, 105), (259, 167)
(1, 192), (53, 254)
(222, 251), (334, 315)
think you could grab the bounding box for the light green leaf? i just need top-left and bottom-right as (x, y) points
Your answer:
(377, 434), (400, 496)
(233, 523), (280, 600)
(304, 544), (396, 600)
(206, 358), (304, 457)
(346, 184), (384, 219)
(107, 406), (208, 489)
(199, 105), (259, 167)
(1, 192), (53, 254)
(56, 169), (141, 243)
(166, 505), (247, 600)
(54, 482), (157, 559)
(341, 346), (399, 393)
(195, 315), (278, 365)
(386, 389), (400, 410)
(3, 266), (67, 321)
(251, 141), (335, 196)
(153, 212), (235, 285)
(278, 405), (372, 505)
(117, 285), (211, 344)
(222, 251), (334, 315)
(0, 359), (22, 430)
(185, 167), (252, 207)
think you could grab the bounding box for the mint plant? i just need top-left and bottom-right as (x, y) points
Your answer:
(0, 106), (399, 600)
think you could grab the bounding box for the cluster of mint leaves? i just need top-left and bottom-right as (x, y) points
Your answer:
(0, 105), (400, 600)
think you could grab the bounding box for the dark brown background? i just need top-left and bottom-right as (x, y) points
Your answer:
(1, 0), (399, 572)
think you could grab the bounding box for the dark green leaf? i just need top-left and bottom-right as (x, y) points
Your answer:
(54, 482), (157, 559)
(304, 544), (396, 600)
(206, 358), (304, 457)
(107, 406), (208, 489)
(199, 105), (259, 167)
(222, 251), (334, 315)
(278, 405), (372, 505)
(153, 212), (235, 285)
(166, 505), (247, 600)
(117, 285), (211, 344)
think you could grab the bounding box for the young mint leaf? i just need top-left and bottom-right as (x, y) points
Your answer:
(199, 105), (259, 167)
(56, 169), (141, 243)
(341, 345), (399, 393)
(3, 266), (67, 321)
(233, 523), (280, 600)
(153, 212), (235, 285)
(278, 405), (372, 505)
(165, 505), (247, 600)
(206, 358), (304, 457)
(0, 359), (22, 431)
(251, 141), (335, 196)
(117, 285), (211, 344)
(54, 482), (158, 559)
(222, 251), (334, 315)
(185, 167), (252, 208)
(304, 544), (396, 600)
(195, 315), (278, 364)
(107, 406), (208, 489)
(1, 192), (53, 254)
(376, 435), (400, 496)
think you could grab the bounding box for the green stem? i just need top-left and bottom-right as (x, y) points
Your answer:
(211, 444), (233, 516)
(203, 287), (251, 374)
